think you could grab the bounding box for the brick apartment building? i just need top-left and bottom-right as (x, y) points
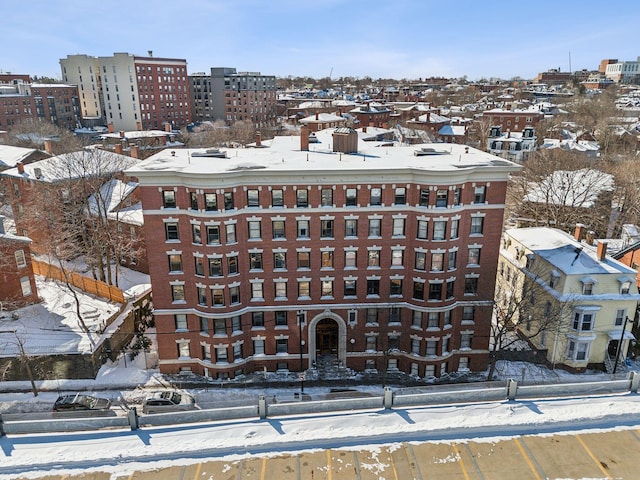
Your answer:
(0, 216), (38, 309)
(478, 107), (544, 133)
(127, 128), (520, 380)
(60, 52), (191, 131)
(189, 67), (277, 127)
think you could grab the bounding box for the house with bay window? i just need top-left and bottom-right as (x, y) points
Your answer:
(498, 225), (639, 373)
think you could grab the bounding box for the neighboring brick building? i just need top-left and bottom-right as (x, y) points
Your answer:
(0, 216), (38, 309)
(189, 67), (277, 127)
(126, 128), (521, 380)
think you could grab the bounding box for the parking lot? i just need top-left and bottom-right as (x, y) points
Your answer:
(11, 427), (640, 479)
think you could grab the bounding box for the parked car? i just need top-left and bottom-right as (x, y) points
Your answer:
(53, 393), (111, 412)
(142, 390), (197, 414)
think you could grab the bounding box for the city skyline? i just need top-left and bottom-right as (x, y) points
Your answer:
(2, 0), (640, 82)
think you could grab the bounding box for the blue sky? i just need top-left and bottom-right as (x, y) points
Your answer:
(2, 0), (639, 81)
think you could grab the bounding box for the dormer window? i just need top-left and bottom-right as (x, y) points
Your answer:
(549, 270), (560, 289)
(580, 276), (596, 295)
(619, 277), (633, 295)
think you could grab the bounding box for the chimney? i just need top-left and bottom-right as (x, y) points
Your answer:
(114, 143), (123, 155)
(17, 161), (24, 174)
(119, 130), (125, 138)
(108, 123), (114, 133)
(300, 126), (310, 151)
(596, 240), (608, 261)
(574, 223), (586, 241)
(315, 112), (319, 120)
(130, 144), (140, 159)
(255, 131), (262, 147)
(44, 140), (53, 155)
(165, 123), (172, 133)
(363, 126), (367, 133)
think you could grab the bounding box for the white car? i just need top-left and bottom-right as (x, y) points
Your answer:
(142, 390), (197, 414)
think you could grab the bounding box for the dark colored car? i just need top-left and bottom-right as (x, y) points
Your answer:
(53, 393), (111, 411)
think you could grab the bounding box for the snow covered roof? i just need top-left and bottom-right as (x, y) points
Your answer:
(506, 227), (637, 276)
(87, 179), (143, 226)
(438, 125), (466, 136)
(524, 168), (614, 207)
(0, 145), (43, 168)
(100, 130), (171, 140)
(299, 112), (345, 124)
(540, 138), (600, 153)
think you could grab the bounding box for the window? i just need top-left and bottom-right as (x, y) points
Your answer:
(442, 337), (449, 355)
(162, 190), (176, 208)
(224, 191), (234, 210)
(171, 284), (185, 302)
(572, 311), (595, 331)
(391, 217), (406, 236)
(177, 342), (190, 358)
(390, 278), (403, 296)
(276, 338), (288, 354)
(474, 185), (486, 203)
(165, 222), (179, 241)
(321, 188), (333, 206)
(205, 193), (217, 211)
(345, 250), (357, 268)
(321, 251), (334, 268)
(206, 225), (220, 244)
(448, 250), (457, 270)
(431, 252), (444, 272)
(369, 218), (381, 237)
(212, 289), (224, 306)
(298, 251), (310, 269)
(464, 277), (478, 295)
(415, 251), (426, 271)
(419, 189), (430, 206)
(297, 220), (310, 238)
(368, 250), (380, 267)
(231, 316), (242, 333)
(446, 279), (455, 299)
(214, 318), (226, 335)
(621, 280), (632, 295)
(20, 277), (32, 296)
(417, 220), (428, 239)
(412, 311), (422, 328)
(233, 343), (243, 360)
(470, 217), (484, 235)
(251, 282), (264, 300)
(453, 187), (461, 206)
(200, 316), (209, 334)
(426, 340), (437, 356)
(230, 286), (240, 304)
(272, 220), (286, 239)
(296, 189), (308, 207)
(252, 311), (264, 327)
(275, 281), (287, 298)
(391, 250), (404, 267)
(168, 254), (182, 272)
(249, 252), (263, 270)
(253, 339), (265, 355)
(411, 339), (421, 355)
(346, 188), (357, 206)
(429, 283), (442, 301)
(321, 280), (333, 297)
(389, 307), (401, 323)
(370, 187), (382, 206)
(460, 333), (472, 349)
(298, 280), (310, 298)
(271, 189), (284, 207)
(366, 308), (378, 324)
(216, 346), (228, 363)
(468, 247), (481, 266)
(275, 311), (288, 326)
(209, 257), (222, 276)
(248, 221), (261, 239)
(344, 279), (357, 296)
(549, 272), (560, 289)
(566, 340), (590, 361)
(194, 256), (205, 276)
(175, 314), (188, 330)
(450, 220), (459, 239)
(412, 281), (424, 300)
(321, 219), (334, 238)
(435, 189), (448, 207)
(433, 221), (446, 240)
(345, 219), (358, 237)
(225, 223), (236, 243)
(367, 279), (380, 296)
(192, 224), (202, 244)
(227, 256), (238, 275)
(615, 309), (626, 326)
(271, 251), (286, 270)
(366, 336), (377, 351)
(582, 281), (594, 295)
(394, 187), (406, 205)
(247, 189), (259, 207)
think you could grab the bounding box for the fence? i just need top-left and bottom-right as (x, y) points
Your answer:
(2, 372), (639, 436)
(33, 260), (125, 303)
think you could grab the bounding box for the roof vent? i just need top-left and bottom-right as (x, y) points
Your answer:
(414, 147), (448, 156)
(191, 148), (227, 159)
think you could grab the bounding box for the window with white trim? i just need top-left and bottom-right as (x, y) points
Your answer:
(177, 341), (190, 358)
(14, 250), (26, 268)
(566, 339), (591, 361)
(572, 310), (595, 331)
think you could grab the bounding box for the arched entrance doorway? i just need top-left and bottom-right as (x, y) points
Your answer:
(316, 318), (339, 356)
